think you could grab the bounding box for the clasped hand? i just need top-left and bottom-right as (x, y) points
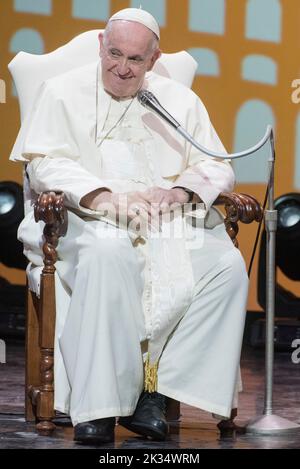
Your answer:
(81, 186), (191, 231)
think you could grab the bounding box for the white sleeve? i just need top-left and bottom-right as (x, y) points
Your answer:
(173, 94), (235, 211)
(19, 82), (113, 211)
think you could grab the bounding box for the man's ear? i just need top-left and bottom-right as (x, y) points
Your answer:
(98, 32), (104, 56)
(147, 49), (162, 71)
(98, 32), (104, 43)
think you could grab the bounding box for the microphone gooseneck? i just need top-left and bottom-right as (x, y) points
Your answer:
(137, 89), (273, 161)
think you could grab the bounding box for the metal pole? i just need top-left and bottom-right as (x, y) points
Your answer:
(264, 163), (276, 416)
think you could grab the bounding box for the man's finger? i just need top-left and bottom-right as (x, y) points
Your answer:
(159, 201), (170, 214)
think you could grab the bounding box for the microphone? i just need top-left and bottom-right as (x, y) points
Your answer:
(137, 89), (204, 154)
(137, 89), (181, 130)
(137, 89), (273, 160)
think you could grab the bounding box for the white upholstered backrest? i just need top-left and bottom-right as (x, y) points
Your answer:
(8, 29), (197, 123)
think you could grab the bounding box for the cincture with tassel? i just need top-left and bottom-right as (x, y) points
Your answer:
(144, 353), (158, 393)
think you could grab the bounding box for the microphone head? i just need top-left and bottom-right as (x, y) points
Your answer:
(137, 88), (180, 129)
(137, 89), (160, 108)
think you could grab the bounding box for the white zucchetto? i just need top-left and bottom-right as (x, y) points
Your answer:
(109, 8), (160, 40)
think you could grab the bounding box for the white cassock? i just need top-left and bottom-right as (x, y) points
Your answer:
(10, 62), (248, 425)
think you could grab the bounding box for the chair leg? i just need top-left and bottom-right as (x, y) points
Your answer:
(217, 408), (245, 437)
(29, 191), (66, 435)
(166, 398), (181, 435)
(34, 272), (57, 435)
(35, 347), (56, 435)
(25, 289), (40, 422)
(166, 398), (181, 422)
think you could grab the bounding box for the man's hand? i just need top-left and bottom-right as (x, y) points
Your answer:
(80, 186), (196, 216)
(80, 188), (112, 210)
(144, 186), (190, 207)
(80, 186), (199, 235)
(80, 188), (153, 220)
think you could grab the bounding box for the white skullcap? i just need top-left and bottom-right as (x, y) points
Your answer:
(109, 8), (160, 39)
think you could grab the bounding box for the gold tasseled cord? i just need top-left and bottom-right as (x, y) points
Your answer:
(144, 354), (158, 393)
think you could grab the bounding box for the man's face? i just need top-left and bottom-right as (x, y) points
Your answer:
(99, 21), (161, 99)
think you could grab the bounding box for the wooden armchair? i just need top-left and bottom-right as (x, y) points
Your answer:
(26, 190), (262, 436)
(8, 29), (263, 438)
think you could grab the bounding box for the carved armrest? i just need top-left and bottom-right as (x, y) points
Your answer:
(34, 191), (66, 274)
(214, 192), (263, 247)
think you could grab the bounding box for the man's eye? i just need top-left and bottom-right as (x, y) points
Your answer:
(130, 58), (143, 63)
(110, 50), (120, 57)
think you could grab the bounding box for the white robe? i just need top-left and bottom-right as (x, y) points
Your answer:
(11, 62), (247, 423)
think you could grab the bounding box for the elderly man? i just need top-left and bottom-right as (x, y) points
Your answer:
(12, 8), (248, 444)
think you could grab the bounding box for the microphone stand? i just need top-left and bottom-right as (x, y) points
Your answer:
(138, 90), (300, 434)
(246, 132), (300, 434)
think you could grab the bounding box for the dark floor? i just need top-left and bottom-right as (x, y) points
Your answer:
(0, 341), (300, 449)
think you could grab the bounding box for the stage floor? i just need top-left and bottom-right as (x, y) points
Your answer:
(0, 342), (300, 449)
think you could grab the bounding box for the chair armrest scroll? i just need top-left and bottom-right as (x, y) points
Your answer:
(34, 191), (66, 274)
(214, 192), (263, 247)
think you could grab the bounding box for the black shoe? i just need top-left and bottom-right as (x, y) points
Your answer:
(74, 417), (115, 444)
(118, 392), (168, 441)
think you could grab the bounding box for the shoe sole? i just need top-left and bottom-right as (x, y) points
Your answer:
(119, 420), (167, 441)
(74, 435), (114, 444)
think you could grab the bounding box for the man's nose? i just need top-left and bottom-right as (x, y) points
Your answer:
(117, 58), (130, 76)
